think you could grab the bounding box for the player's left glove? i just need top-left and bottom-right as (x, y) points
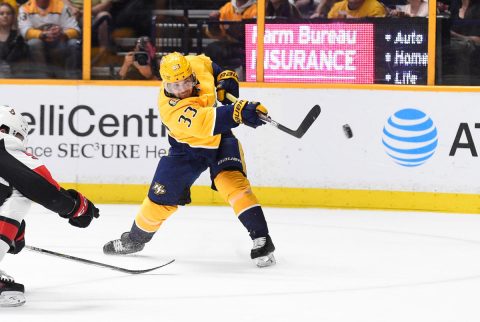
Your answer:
(8, 220), (25, 255)
(216, 70), (239, 104)
(61, 189), (100, 228)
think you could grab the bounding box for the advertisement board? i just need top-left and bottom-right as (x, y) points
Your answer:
(7, 85), (169, 185)
(245, 23), (375, 83)
(1, 84), (479, 211)
(245, 19), (428, 85)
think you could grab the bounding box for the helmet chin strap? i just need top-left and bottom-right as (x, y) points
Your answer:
(191, 72), (198, 85)
(190, 73), (199, 96)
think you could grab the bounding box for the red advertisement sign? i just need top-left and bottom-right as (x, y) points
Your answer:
(245, 23), (375, 83)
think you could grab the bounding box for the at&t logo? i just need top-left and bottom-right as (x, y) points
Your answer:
(382, 108), (438, 167)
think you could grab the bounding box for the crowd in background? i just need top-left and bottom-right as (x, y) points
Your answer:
(0, 0), (477, 84)
(0, 0), (154, 79)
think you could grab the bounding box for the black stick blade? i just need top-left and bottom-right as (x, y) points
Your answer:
(279, 105), (321, 138)
(25, 245), (175, 274)
(297, 104), (321, 135)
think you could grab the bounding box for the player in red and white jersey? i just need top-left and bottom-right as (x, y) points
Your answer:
(0, 105), (100, 307)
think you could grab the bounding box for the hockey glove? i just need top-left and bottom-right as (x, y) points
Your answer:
(8, 220), (25, 254)
(63, 189), (100, 228)
(233, 100), (268, 128)
(216, 70), (239, 104)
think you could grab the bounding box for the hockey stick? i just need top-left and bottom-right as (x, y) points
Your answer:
(225, 93), (321, 139)
(25, 245), (174, 274)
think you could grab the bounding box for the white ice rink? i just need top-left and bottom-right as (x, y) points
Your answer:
(3, 204), (480, 322)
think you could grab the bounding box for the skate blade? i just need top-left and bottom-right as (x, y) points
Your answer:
(254, 253), (276, 268)
(0, 291), (26, 307)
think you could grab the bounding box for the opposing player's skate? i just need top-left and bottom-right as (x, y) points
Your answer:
(103, 232), (145, 255)
(0, 270), (25, 307)
(251, 235), (276, 267)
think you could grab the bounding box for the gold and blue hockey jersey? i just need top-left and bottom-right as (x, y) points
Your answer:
(158, 54), (232, 150)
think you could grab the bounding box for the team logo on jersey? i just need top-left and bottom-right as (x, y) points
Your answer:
(169, 99), (180, 106)
(152, 182), (166, 195)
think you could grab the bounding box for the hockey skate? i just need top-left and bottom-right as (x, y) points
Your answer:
(103, 232), (145, 255)
(251, 235), (276, 267)
(0, 270), (25, 307)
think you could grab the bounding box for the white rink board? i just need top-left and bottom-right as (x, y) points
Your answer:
(1, 84), (478, 194)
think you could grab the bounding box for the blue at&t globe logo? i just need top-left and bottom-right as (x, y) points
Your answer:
(382, 108), (438, 167)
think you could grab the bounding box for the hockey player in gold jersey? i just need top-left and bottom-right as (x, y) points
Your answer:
(103, 52), (275, 267)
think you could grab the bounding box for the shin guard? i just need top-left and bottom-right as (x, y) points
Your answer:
(0, 188), (30, 252)
(0, 216), (20, 249)
(214, 171), (269, 239)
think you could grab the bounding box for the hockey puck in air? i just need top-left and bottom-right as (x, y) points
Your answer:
(343, 124), (353, 139)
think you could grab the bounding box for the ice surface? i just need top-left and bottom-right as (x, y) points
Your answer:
(3, 204), (480, 322)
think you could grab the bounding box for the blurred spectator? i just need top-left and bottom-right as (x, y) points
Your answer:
(18, 0), (81, 78)
(62, 0), (81, 19)
(118, 36), (159, 80)
(205, 0), (257, 76)
(440, 0), (480, 84)
(109, 0), (152, 37)
(327, 0), (387, 17)
(389, 0), (428, 17)
(207, 0), (257, 40)
(266, 0), (302, 17)
(450, 0), (480, 19)
(293, 0), (319, 17)
(437, 1), (450, 16)
(63, 0), (113, 65)
(0, 2), (28, 77)
(1, 0), (18, 13)
(311, 0), (339, 17)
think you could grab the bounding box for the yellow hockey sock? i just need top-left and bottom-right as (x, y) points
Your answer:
(134, 197), (177, 233)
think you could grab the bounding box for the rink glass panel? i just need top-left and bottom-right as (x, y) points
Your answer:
(435, 14), (480, 86)
(90, 0), (251, 81)
(4, 1), (480, 87)
(0, 2), (83, 80)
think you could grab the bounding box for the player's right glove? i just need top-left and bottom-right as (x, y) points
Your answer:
(61, 189), (100, 228)
(8, 220), (25, 255)
(216, 70), (239, 105)
(233, 100), (268, 128)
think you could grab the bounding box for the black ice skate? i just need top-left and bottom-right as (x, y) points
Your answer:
(0, 270), (25, 307)
(250, 235), (276, 267)
(103, 232), (145, 255)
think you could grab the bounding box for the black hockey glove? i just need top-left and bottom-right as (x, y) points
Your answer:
(8, 220), (25, 254)
(63, 189), (100, 228)
(216, 70), (239, 104)
(233, 100), (268, 128)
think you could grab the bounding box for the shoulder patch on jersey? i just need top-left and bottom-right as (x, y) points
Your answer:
(169, 99), (180, 106)
(152, 182), (166, 195)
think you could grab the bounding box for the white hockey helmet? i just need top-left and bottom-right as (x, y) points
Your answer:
(0, 105), (29, 143)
